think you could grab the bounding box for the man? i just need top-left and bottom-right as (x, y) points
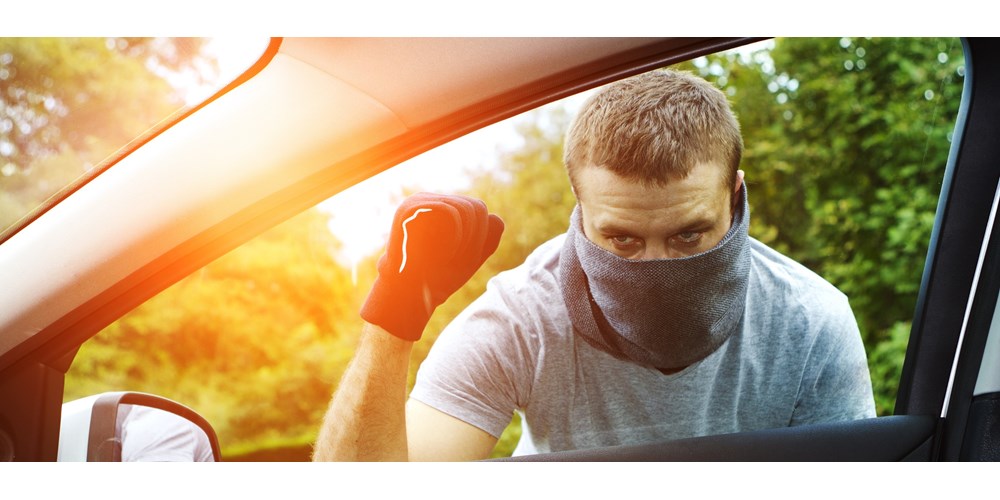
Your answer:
(313, 69), (876, 461)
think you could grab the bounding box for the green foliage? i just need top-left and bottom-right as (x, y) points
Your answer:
(490, 411), (524, 459)
(0, 37), (212, 230)
(65, 209), (367, 454)
(868, 322), (912, 416)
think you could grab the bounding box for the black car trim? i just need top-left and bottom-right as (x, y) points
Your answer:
(493, 416), (935, 462)
(941, 175), (1000, 418)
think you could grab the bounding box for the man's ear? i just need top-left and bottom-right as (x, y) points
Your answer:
(731, 169), (745, 216)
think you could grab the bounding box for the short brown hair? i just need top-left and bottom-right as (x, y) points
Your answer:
(564, 69), (743, 192)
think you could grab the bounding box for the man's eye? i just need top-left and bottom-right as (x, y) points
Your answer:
(676, 232), (702, 244)
(610, 235), (639, 249)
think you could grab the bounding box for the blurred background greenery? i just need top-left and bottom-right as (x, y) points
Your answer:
(2, 37), (962, 460)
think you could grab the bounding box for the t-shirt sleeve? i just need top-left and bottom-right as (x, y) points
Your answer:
(791, 294), (877, 425)
(409, 278), (539, 439)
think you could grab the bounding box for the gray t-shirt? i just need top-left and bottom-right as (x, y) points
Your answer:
(410, 234), (876, 455)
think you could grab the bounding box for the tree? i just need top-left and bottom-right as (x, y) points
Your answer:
(65, 208), (364, 454)
(0, 38), (214, 230)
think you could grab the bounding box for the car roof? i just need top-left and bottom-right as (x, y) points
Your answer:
(0, 37), (757, 371)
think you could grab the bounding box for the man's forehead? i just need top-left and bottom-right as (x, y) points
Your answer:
(574, 163), (730, 203)
(589, 213), (718, 241)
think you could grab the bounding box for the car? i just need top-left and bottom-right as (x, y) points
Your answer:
(1, 37), (999, 464)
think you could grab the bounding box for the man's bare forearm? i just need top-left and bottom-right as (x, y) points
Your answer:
(313, 322), (413, 461)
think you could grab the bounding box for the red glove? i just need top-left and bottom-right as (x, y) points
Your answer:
(360, 193), (504, 341)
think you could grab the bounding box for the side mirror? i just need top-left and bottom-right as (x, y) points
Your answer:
(58, 392), (221, 462)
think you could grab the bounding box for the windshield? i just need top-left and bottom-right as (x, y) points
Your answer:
(0, 37), (270, 238)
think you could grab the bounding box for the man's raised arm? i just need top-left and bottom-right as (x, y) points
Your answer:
(312, 193), (504, 461)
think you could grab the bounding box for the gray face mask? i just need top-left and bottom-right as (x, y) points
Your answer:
(559, 184), (751, 371)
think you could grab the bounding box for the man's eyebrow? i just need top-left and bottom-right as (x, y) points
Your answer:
(675, 217), (716, 233)
(595, 217), (716, 236)
(594, 222), (635, 235)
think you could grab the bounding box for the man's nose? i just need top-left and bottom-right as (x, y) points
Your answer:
(641, 243), (678, 260)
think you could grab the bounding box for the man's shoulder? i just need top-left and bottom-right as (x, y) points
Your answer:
(523, 232), (567, 270)
(452, 232), (568, 334)
(491, 233), (566, 291)
(749, 238), (847, 302)
(746, 237), (857, 342)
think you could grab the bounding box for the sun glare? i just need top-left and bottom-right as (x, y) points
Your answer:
(319, 91), (593, 272)
(171, 37), (271, 106)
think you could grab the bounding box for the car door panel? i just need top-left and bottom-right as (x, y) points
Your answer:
(496, 416), (935, 461)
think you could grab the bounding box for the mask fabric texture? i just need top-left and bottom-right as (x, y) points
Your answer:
(559, 184), (751, 370)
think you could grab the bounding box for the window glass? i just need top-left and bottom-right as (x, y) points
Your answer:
(64, 37), (964, 460)
(0, 37), (269, 236)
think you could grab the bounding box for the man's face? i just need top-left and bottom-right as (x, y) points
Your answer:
(575, 162), (743, 260)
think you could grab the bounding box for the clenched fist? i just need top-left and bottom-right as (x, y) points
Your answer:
(360, 193), (504, 341)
